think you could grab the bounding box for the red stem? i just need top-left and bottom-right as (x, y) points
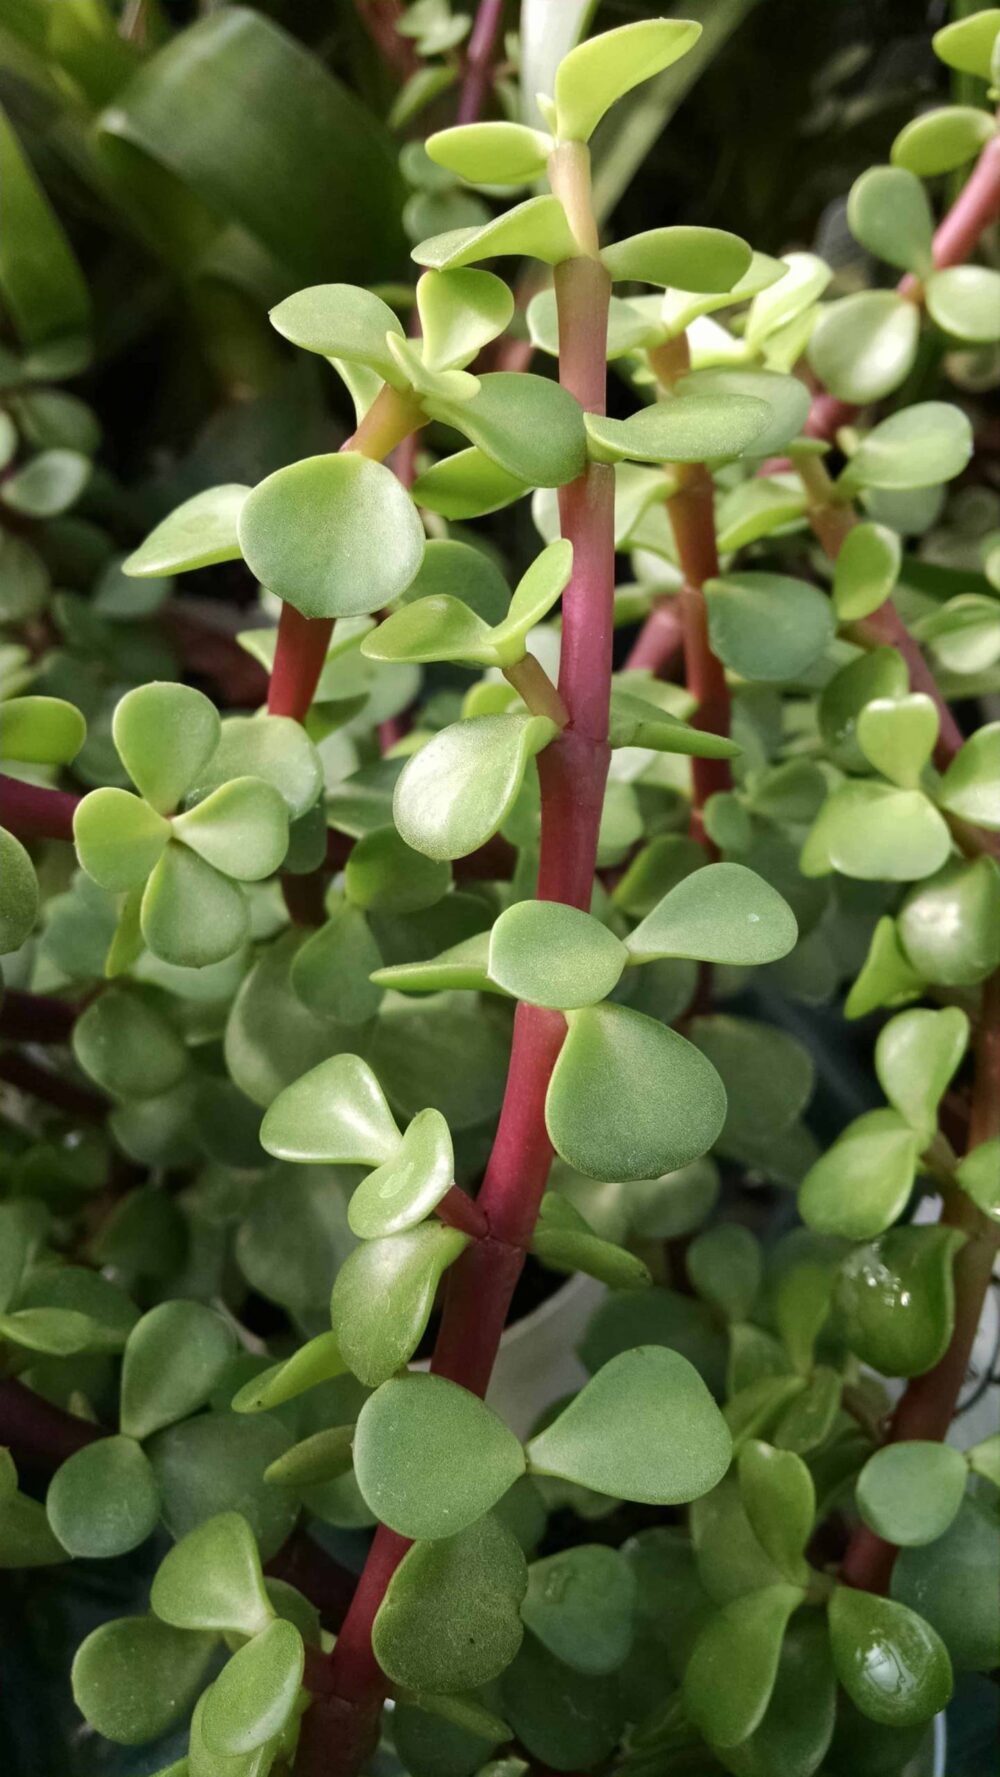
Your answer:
(0, 989), (78, 1044)
(0, 1053), (106, 1120)
(0, 774), (78, 842)
(668, 466), (732, 816)
(456, 0), (505, 125)
(623, 598), (684, 674)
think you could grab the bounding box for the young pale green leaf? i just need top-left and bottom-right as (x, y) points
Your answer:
(487, 900), (626, 1009)
(527, 1346), (731, 1503)
(745, 251), (831, 346)
(397, 535), (510, 623)
(73, 989), (188, 1101)
(938, 724), (1000, 829)
(585, 394), (768, 467)
(231, 1330), (348, 1414)
(113, 681), (221, 815)
(856, 694), (939, 788)
(416, 267), (515, 371)
(856, 1441), (967, 1547)
(0, 695), (85, 765)
(704, 572), (835, 682)
(684, 1584), (804, 1748)
(385, 330), (479, 402)
(123, 485), (250, 577)
(927, 265), (1000, 343)
(73, 787), (169, 892)
(832, 520), (901, 621)
(956, 1138), (1000, 1222)
(770, 1366), (842, 1457)
(412, 445), (530, 518)
(426, 372), (586, 488)
(820, 648), (907, 766)
(189, 713), (323, 821)
(601, 226), (751, 294)
(932, 9), (1000, 78)
(967, 1431), (1000, 1486)
(47, 1436), (159, 1558)
(173, 777), (290, 881)
(289, 899), (384, 1026)
(412, 195), (577, 270)
(898, 857), (1000, 987)
(553, 19), (701, 142)
(801, 781), (951, 883)
(874, 1005), (969, 1144)
(848, 166), (934, 273)
(530, 1193), (651, 1290)
(626, 862), (797, 966)
(238, 453), (425, 620)
(332, 1223), (469, 1387)
(828, 1587), (952, 1727)
(121, 1300), (237, 1440)
(394, 713), (555, 861)
(201, 1618), (304, 1755)
(354, 1372), (525, 1539)
(426, 121), (551, 185)
(268, 282), (404, 380)
(687, 1225), (762, 1323)
(675, 367), (811, 458)
(0, 827), (38, 953)
(799, 1108), (919, 1240)
(349, 1106), (454, 1238)
(737, 1441), (814, 1579)
(151, 1511), (273, 1637)
(72, 1616), (216, 1747)
(808, 291), (921, 406)
(845, 915), (924, 1020)
(260, 1053), (401, 1166)
(546, 1001), (727, 1181)
(141, 843), (249, 968)
(836, 1226), (964, 1377)
(521, 1544), (636, 1676)
(840, 402), (974, 493)
(608, 688), (739, 759)
(363, 596), (496, 667)
(892, 106), (996, 177)
(489, 538), (573, 661)
(374, 1513), (527, 1693)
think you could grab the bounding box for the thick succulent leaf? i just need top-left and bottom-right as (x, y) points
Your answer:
(801, 781), (951, 883)
(798, 1108), (920, 1240)
(848, 166), (934, 274)
(47, 1436), (160, 1559)
(608, 688), (740, 758)
(412, 195), (577, 270)
(704, 571), (835, 682)
(488, 900), (627, 1009)
(141, 843), (249, 968)
(874, 1005), (969, 1144)
(416, 266), (515, 371)
(933, 9), (1000, 79)
(835, 1226), (964, 1377)
(674, 368), (810, 458)
(832, 521), (901, 621)
(892, 1495), (1000, 1673)
(188, 713), (323, 820)
(121, 1300), (237, 1441)
(268, 282), (404, 380)
(856, 694), (938, 788)
(425, 372), (586, 489)
(0, 695), (85, 765)
(354, 1372), (525, 1539)
(362, 594), (496, 667)
(808, 291), (920, 405)
(927, 264), (1000, 343)
(288, 900), (384, 1026)
(260, 1054), (401, 1166)
(231, 1331), (348, 1413)
(200, 1618), (304, 1756)
(73, 989), (188, 1101)
(370, 932), (494, 996)
(898, 858), (1000, 987)
(345, 826), (452, 914)
(626, 862), (797, 966)
(373, 1513), (527, 1693)
(490, 538), (573, 661)
(150, 1511), (273, 1637)
(521, 1543), (636, 1676)
(553, 18), (702, 142)
(892, 105), (996, 177)
(602, 225), (751, 294)
(840, 402), (974, 493)
(113, 681), (221, 814)
(938, 723), (1000, 829)
(856, 1441), (967, 1547)
(425, 121), (551, 185)
(737, 1440), (814, 1580)
(585, 394), (769, 465)
(73, 787), (170, 891)
(348, 1106), (454, 1238)
(684, 1584), (804, 1748)
(956, 1137), (1000, 1222)
(332, 1223), (469, 1386)
(827, 1587), (952, 1727)
(72, 1616), (216, 1747)
(123, 486), (249, 577)
(173, 776), (290, 881)
(412, 446), (530, 518)
(394, 713), (556, 861)
(0, 827), (38, 953)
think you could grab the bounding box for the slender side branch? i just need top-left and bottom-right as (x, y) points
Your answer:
(0, 774), (79, 843)
(456, 0), (505, 125)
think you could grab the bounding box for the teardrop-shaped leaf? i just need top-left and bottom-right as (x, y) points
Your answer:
(808, 291), (921, 405)
(269, 283), (404, 379)
(73, 989), (188, 1101)
(875, 1005), (969, 1144)
(554, 18), (702, 142)
(602, 225), (751, 294)
(848, 166), (934, 273)
(927, 264), (1000, 344)
(425, 372), (586, 488)
(113, 681), (221, 815)
(521, 1543), (636, 1676)
(488, 900), (626, 1009)
(892, 1494), (1000, 1673)
(845, 914), (925, 1020)
(394, 713), (555, 861)
(141, 842), (249, 967)
(898, 857), (1000, 987)
(260, 1053), (401, 1166)
(840, 402), (973, 493)
(832, 520), (902, 621)
(73, 787), (169, 892)
(933, 9), (1000, 79)
(956, 1137), (1000, 1222)
(526, 1346), (731, 1503)
(47, 1436), (159, 1558)
(0, 695), (85, 765)
(856, 1441), (967, 1547)
(489, 538), (573, 661)
(0, 827), (38, 954)
(835, 1225), (964, 1377)
(412, 195), (577, 270)
(189, 713), (323, 820)
(425, 122), (551, 186)
(799, 1108), (919, 1240)
(121, 1300), (237, 1441)
(684, 1584), (804, 1748)
(173, 777), (290, 881)
(72, 1616), (216, 1747)
(151, 1511), (273, 1637)
(239, 452), (424, 620)
(546, 1002), (727, 1181)
(893, 105), (996, 177)
(627, 862), (797, 966)
(413, 445), (530, 518)
(675, 367), (811, 458)
(704, 572), (835, 682)
(123, 485), (249, 577)
(856, 694), (939, 788)
(585, 394), (769, 466)
(201, 1618), (304, 1755)
(719, 1612), (837, 1777)
(289, 899), (384, 1026)
(332, 1222), (469, 1387)
(231, 1330), (348, 1414)
(938, 723), (1000, 829)
(737, 1441), (814, 1579)
(354, 1372), (525, 1539)
(373, 1513), (527, 1693)
(349, 1106), (454, 1238)
(801, 781), (951, 883)
(364, 593), (494, 666)
(828, 1587), (952, 1727)
(530, 1192), (652, 1290)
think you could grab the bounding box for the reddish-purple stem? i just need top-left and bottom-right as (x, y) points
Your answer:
(0, 774), (78, 843)
(456, 0), (505, 125)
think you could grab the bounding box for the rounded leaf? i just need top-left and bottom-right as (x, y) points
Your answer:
(832, 521), (901, 622)
(809, 291), (921, 406)
(173, 776), (290, 881)
(927, 264), (1000, 343)
(521, 1544), (636, 1676)
(938, 723), (1000, 829)
(828, 1586), (952, 1727)
(488, 900), (627, 1009)
(74, 787), (170, 891)
(332, 1223), (469, 1387)
(260, 1053), (401, 1166)
(898, 857), (1000, 986)
(856, 694), (939, 788)
(933, 9), (1000, 78)
(684, 1584), (804, 1748)
(848, 166), (934, 273)
(835, 1225), (964, 1377)
(801, 781), (951, 883)
(626, 862), (797, 966)
(362, 594), (496, 666)
(426, 372), (586, 488)
(856, 1441), (967, 1546)
(892, 1495), (1000, 1673)
(394, 713), (556, 861)
(113, 681), (221, 814)
(72, 1616), (215, 1746)
(188, 713), (323, 820)
(413, 194), (577, 272)
(738, 1441), (814, 1579)
(554, 18), (701, 142)
(799, 1108), (919, 1240)
(893, 105), (996, 177)
(349, 1106), (454, 1238)
(704, 572), (835, 682)
(150, 1510), (273, 1636)
(602, 225), (751, 294)
(841, 402), (973, 493)
(73, 989), (188, 1101)
(344, 824), (452, 912)
(956, 1137), (1000, 1222)
(47, 1436), (159, 1558)
(269, 282), (404, 379)
(0, 827), (38, 953)
(874, 1005), (969, 1143)
(201, 1618), (304, 1755)
(123, 485), (249, 576)
(354, 1372), (526, 1539)
(373, 1513), (527, 1693)
(585, 394), (769, 465)
(141, 843), (250, 967)
(0, 694), (85, 764)
(121, 1300), (237, 1441)
(426, 122), (551, 186)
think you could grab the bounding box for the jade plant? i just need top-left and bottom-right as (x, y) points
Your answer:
(1, 4), (999, 1776)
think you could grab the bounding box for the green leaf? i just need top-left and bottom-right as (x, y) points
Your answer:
(836, 1225), (964, 1377)
(608, 688), (740, 759)
(113, 681), (221, 816)
(875, 1006), (969, 1144)
(938, 723), (1000, 829)
(151, 1511), (273, 1637)
(898, 858), (1000, 986)
(892, 105), (996, 177)
(121, 1300), (237, 1441)
(332, 1222), (469, 1387)
(201, 1618), (304, 1755)
(554, 19), (702, 143)
(687, 1225), (762, 1322)
(173, 777), (290, 881)
(675, 367), (811, 459)
(521, 1544), (635, 1676)
(857, 693), (939, 789)
(412, 446), (530, 519)
(0, 695), (85, 765)
(189, 714), (323, 821)
(349, 1107), (454, 1238)
(371, 933), (493, 997)
(545, 1001), (727, 1181)
(585, 394), (768, 466)
(771, 1366), (842, 1457)
(141, 843), (249, 968)
(47, 1436), (159, 1558)
(856, 1441), (967, 1547)
(150, 1412), (296, 1559)
(1, 448), (90, 518)
(0, 1486), (66, 1567)
(927, 265), (1000, 343)
(231, 1330), (348, 1414)
(704, 572), (835, 682)
(799, 1108), (919, 1239)
(832, 521), (902, 622)
(397, 535), (510, 624)
(417, 267), (515, 371)
(956, 1137), (1000, 1222)
(745, 251), (830, 346)
(269, 283), (404, 380)
(426, 121), (551, 185)
(809, 291), (921, 406)
(719, 1613), (837, 1777)
(373, 1513), (527, 1693)
(489, 538), (574, 662)
(394, 713), (555, 861)
(345, 825), (452, 914)
(737, 1442), (814, 1580)
(72, 1617), (215, 1747)
(261, 1053), (401, 1166)
(487, 900), (626, 1009)
(818, 646), (910, 771)
(933, 9), (1000, 78)
(124, 486), (249, 577)
(684, 1584), (804, 1748)
(801, 781), (951, 883)
(0, 827), (38, 954)
(501, 1635), (622, 1768)
(354, 1372), (525, 1539)
(288, 902), (383, 1027)
(527, 1346), (731, 1503)
(626, 862), (797, 966)
(426, 372), (586, 489)
(238, 453), (425, 621)
(265, 1424), (355, 1489)
(840, 402), (974, 493)
(73, 989), (188, 1100)
(845, 914), (924, 1020)
(602, 225), (751, 294)
(828, 1587), (952, 1727)
(848, 166), (934, 274)
(73, 787), (170, 891)
(530, 1193), (651, 1290)
(0, 105), (91, 358)
(412, 195), (577, 270)
(892, 1495), (1000, 1673)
